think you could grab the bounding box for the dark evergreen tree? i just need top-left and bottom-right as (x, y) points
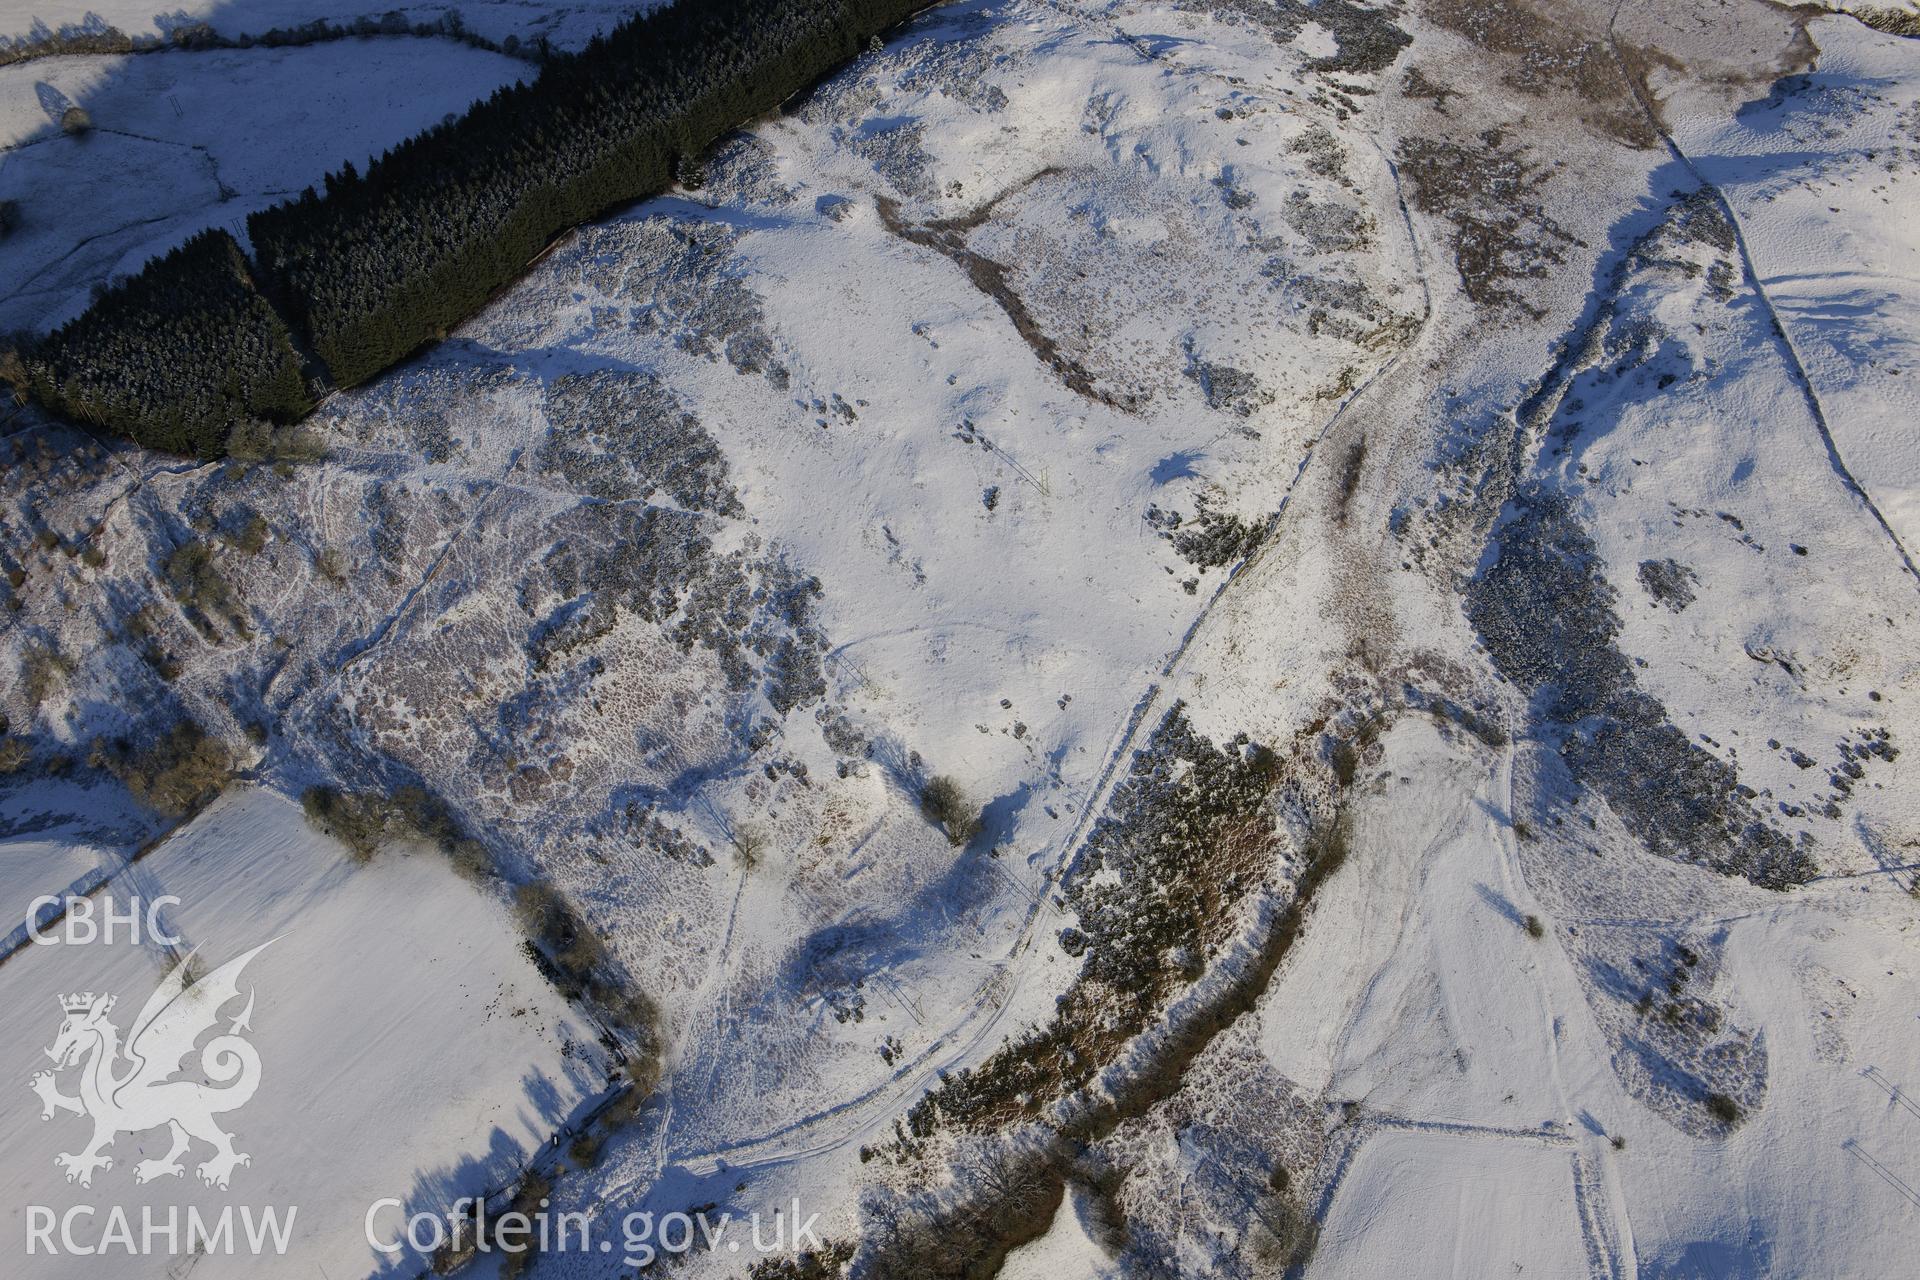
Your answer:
(23, 230), (311, 458)
(246, 0), (917, 386)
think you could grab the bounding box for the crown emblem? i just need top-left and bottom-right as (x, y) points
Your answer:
(59, 992), (109, 1014)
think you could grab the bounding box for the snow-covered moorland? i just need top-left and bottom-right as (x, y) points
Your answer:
(1, 0), (1917, 1276)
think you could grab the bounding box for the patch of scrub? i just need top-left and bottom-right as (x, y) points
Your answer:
(1468, 490), (1812, 887)
(1565, 924), (1769, 1137)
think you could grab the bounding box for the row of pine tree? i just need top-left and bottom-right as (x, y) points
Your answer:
(15, 0), (923, 456)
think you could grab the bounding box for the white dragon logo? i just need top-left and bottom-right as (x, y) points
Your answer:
(29, 943), (270, 1190)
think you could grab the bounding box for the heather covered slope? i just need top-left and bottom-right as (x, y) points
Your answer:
(1, 1), (1917, 1277)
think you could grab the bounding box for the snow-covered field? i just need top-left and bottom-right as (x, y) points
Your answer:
(0, 788), (614, 1278)
(1, 0), (1917, 1276)
(1257, 721), (1920, 1279)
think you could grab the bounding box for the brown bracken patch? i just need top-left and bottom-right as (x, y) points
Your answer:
(876, 171), (1137, 411)
(1423, 0), (1661, 145)
(1396, 129), (1582, 316)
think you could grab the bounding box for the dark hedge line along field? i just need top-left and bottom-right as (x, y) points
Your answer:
(9, 0), (926, 457)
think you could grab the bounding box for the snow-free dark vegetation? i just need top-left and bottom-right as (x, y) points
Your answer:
(17, 230), (311, 455)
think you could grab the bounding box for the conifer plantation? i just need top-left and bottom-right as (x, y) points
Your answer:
(20, 230), (311, 458)
(13, 0), (924, 453)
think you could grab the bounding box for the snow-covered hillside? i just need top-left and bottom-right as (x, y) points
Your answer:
(1, 0), (1916, 1277)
